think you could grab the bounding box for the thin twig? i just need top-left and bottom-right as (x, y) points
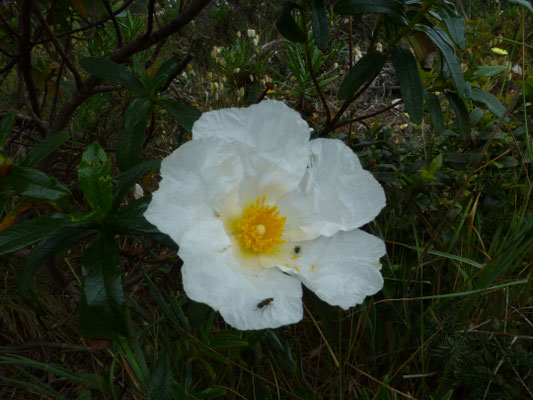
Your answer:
(102, 0), (123, 48)
(32, 4), (83, 89)
(304, 39), (331, 123)
(19, 0), (41, 117)
(0, 341), (92, 353)
(145, 0), (156, 38)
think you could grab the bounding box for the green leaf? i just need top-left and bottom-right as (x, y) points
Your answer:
(420, 153), (443, 181)
(438, 3), (466, 51)
(159, 100), (201, 133)
(310, 0), (329, 50)
(79, 57), (146, 95)
(78, 142), (113, 213)
(0, 111), (17, 146)
(113, 159), (161, 210)
(333, 0), (406, 22)
(275, 1), (306, 43)
(473, 65), (506, 78)
(147, 354), (173, 400)
(0, 213), (72, 256)
(117, 122), (146, 172)
(109, 197), (158, 235)
(110, 198), (177, 249)
(338, 50), (387, 100)
(124, 97), (152, 131)
(21, 130), (70, 167)
(0, 165), (72, 201)
(19, 223), (97, 300)
(469, 87), (507, 120)
(509, 0), (533, 13)
(152, 56), (184, 92)
(445, 91), (470, 137)
(422, 28), (466, 97)
(79, 230), (127, 339)
(391, 46), (424, 124)
(424, 91), (444, 134)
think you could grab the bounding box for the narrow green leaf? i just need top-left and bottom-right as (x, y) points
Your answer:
(0, 213), (72, 256)
(124, 98), (151, 131)
(79, 230), (127, 339)
(80, 57), (146, 95)
(152, 56), (184, 92)
(509, 0), (533, 13)
(159, 100), (201, 133)
(469, 87), (507, 120)
(275, 1), (306, 43)
(473, 65), (506, 78)
(338, 50), (387, 100)
(0, 111), (17, 146)
(445, 91), (471, 137)
(311, 0), (329, 50)
(438, 4), (466, 51)
(391, 46), (424, 124)
(424, 91), (444, 134)
(113, 159), (161, 210)
(116, 122), (145, 172)
(422, 28), (466, 97)
(147, 354), (173, 400)
(78, 142), (113, 213)
(109, 197), (158, 236)
(19, 224), (96, 300)
(333, 0), (406, 22)
(0, 165), (72, 201)
(420, 153), (443, 181)
(21, 130), (70, 167)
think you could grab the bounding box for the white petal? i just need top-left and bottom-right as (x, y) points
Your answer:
(277, 139), (386, 241)
(144, 138), (243, 243)
(180, 220), (303, 330)
(283, 229), (385, 309)
(192, 100), (310, 203)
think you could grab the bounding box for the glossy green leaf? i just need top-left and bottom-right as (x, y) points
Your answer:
(0, 165), (72, 201)
(469, 87), (507, 120)
(0, 213), (72, 256)
(78, 142), (113, 213)
(110, 198), (177, 249)
(19, 223), (97, 300)
(509, 0), (533, 13)
(438, 3), (466, 51)
(21, 130), (70, 167)
(113, 159), (161, 210)
(152, 56), (183, 92)
(147, 354), (173, 400)
(109, 197), (158, 235)
(124, 98), (151, 131)
(275, 1), (306, 43)
(338, 50), (387, 100)
(424, 91), (444, 134)
(445, 91), (470, 137)
(423, 28), (466, 97)
(159, 100), (201, 133)
(0, 111), (17, 146)
(80, 57), (146, 95)
(311, 0), (329, 50)
(391, 46), (424, 124)
(333, 0), (406, 22)
(79, 230), (127, 339)
(117, 122), (145, 172)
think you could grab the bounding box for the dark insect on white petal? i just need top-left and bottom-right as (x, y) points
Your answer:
(256, 297), (274, 309)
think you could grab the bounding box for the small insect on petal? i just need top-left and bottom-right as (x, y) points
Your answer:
(256, 297), (274, 309)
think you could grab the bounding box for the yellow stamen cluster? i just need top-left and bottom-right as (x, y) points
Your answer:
(237, 196), (286, 254)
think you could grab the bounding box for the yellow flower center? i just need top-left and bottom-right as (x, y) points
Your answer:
(237, 196), (286, 254)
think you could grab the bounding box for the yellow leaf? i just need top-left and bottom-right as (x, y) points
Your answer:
(71, 0), (88, 20)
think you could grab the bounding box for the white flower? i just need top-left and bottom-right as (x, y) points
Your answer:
(145, 100), (386, 330)
(247, 29), (256, 38)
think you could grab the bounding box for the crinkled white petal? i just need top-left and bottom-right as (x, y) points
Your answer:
(192, 100), (310, 203)
(144, 138), (244, 243)
(278, 229), (385, 309)
(277, 139), (386, 242)
(180, 220), (303, 330)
